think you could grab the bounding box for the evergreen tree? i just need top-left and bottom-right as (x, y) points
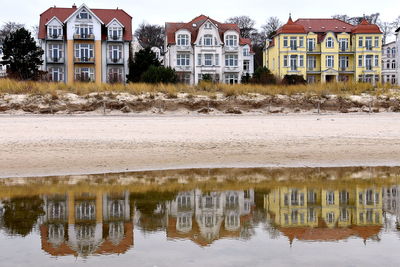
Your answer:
(1, 27), (43, 80)
(126, 47), (160, 82)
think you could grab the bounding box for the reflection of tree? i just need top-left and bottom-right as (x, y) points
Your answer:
(130, 191), (176, 232)
(2, 196), (44, 236)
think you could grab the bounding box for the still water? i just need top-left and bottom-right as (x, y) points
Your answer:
(1, 167), (400, 266)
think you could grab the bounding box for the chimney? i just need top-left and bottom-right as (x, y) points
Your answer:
(72, 3), (77, 8)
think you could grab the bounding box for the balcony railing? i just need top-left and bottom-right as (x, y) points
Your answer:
(224, 46), (239, 52)
(73, 34), (95, 40)
(74, 57), (95, 63)
(107, 57), (123, 64)
(290, 45), (297, 51)
(107, 35), (123, 41)
(47, 57), (64, 63)
(108, 75), (124, 83)
(366, 45), (373, 51)
(47, 34), (63, 40)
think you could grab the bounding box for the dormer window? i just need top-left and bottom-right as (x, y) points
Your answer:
(205, 23), (212, 29)
(177, 34), (189, 46)
(204, 34), (213, 46)
(326, 37), (334, 48)
(77, 9), (92, 20)
(225, 35), (238, 46)
(48, 26), (62, 38)
(108, 27), (123, 40)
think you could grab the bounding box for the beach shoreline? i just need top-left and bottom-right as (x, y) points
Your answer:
(1, 113), (400, 178)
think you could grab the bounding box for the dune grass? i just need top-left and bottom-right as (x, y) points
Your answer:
(0, 78), (398, 97)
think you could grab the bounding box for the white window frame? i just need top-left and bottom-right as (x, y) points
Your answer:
(177, 34), (189, 46)
(75, 44), (94, 60)
(108, 67), (123, 83)
(108, 44), (122, 61)
(204, 34), (213, 46)
(49, 67), (64, 82)
(225, 54), (238, 67)
(108, 27), (123, 40)
(326, 37), (334, 48)
(48, 26), (62, 38)
(75, 67), (94, 81)
(76, 9), (92, 20)
(177, 53), (190, 66)
(225, 35), (238, 46)
(48, 44), (63, 61)
(326, 55), (334, 68)
(339, 56), (349, 69)
(204, 54), (213, 66)
(224, 73), (238, 84)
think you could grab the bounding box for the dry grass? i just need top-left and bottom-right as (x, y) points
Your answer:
(0, 78), (398, 97)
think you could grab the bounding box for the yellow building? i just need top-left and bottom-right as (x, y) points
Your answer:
(264, 17), (383, 83)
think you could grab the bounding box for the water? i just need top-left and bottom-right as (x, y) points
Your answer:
(1, 167), (400, 266)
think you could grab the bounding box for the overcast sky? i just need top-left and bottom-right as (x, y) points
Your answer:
(1, 0), (399, 31)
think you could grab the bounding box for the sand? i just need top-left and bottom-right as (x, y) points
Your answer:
(1, 113), (400, 178)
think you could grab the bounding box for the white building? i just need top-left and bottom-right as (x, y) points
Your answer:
(382, 41), (397, 84)
(164, 15), (254, 84)
(396, 27), (400, 85)
(130, 36), (164, 65)
(0, 45), (6, 78)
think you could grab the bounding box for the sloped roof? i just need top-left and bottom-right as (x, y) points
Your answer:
(351, 19), (382, 34)
(276, 17), (306, 34)
(165, 14), (252, 49)
(38, 6), (132, 40)
(295, 18), (354, 33)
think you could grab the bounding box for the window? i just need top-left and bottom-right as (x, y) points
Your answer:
(307, 56), (316, 70)
(215, 54), (219, 65)
(48, 44), (63, 61)
(283, 55), (288, 67)
(326, 55), (334, 68)
(243, 47), (250, 56)
(326, 37), (334, 48)
(48, 26), (62, 38)
(365, 37), (373, 50)
(108, 45), (122, 61)
(177, 34), (189, 46)
(326, 212), (335, 223)
(177, 54), (190, 66)
(204, 54), (213, 66)
(326, 191), (335, 205)
(365, 55), (373, 70)
(299, 37), (304, 47)
(358, 55), (363, 67)
(392, 47), (396, 57)
(340, 208), (348, 221)
(204, 22), (212, 29)
(374, 37), (379, 47)
(339, 38), (348, 51)
(243, 60), (250, 71)
(48, 67), (63, 82)
(77, 9), (92, 20)
(339, 191), (349, 205)
(283, 36), (288, 47)
(299, 55), (304, 67)
(392, 60), (396, 69)
(204, 34), (213, 46)
(75, 25), (93, 38)
(307, 38), (315, 51)
(197, 54), (202, 65)
(374, 55), (379, 67)
(339, 56), (349, 69)
(387, 60), (391, 69)
(75, 67), (94, 82)
(387, 47), (392, 56)
(74, 44), (94, 61)
(358, 37), (363, 47)
(290, 37), (297, 50)
(108, 27), (122, 40)
(225, 73), (238, 84)
(290, 55), (297, 71)
(178, 73), (191, 84)
(225, 54), (238, 67)
(225, 35), (238, 46)
(108, 67), (123, 83)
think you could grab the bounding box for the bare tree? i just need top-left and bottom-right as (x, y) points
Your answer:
(332, 13), (380, 25)
(225, 16), (256, 39)
(0, 21), (24, 43)
(377, 20), (393, 45)
(261, 17), (282, 39)
(134, 22), (165, 49)
(392, 16), (400, 32)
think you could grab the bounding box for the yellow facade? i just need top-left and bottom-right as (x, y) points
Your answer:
(264, 19), (382, 84)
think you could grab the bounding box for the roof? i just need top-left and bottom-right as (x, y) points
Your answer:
(38, 5), (132, 40)
(165, 15), (252, 50)
(351, 19), (382, 34)
(276, 17), (306, 34)
(295, 18), (355, 33)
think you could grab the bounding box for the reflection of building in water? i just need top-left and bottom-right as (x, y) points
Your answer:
(166, 189), (255, 246)
(40, 191), (133, 257)
(264, 186), (382, 243)
(382, 186), (400, 229)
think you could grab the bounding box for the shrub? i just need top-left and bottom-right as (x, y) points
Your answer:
(141, 66), (178, 84)
(282, 74), (307, 85)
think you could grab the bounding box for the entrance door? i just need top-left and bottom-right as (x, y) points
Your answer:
(326, 75), (336, 82)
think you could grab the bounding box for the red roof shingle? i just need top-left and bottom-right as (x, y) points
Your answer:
(38, 6), (132, 41)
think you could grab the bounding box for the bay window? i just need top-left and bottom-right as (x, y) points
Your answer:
(225, 35), (238, 46)
(177, 34), (189, 46)
(108, 44), (122, 62)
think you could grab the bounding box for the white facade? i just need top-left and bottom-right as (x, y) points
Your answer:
(396, 28), (400, 85)
(165, 17), (254, 85)
(382, 41), (397, 84)
(0, 45), (6, 78)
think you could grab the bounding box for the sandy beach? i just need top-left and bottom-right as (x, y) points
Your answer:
(1, 113), (400, 178)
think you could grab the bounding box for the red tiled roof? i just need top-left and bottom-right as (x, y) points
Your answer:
(295, 18), (355, 33)
(276, 17), (306, 34)
(351, 19), (382, 34)
(165, 14), (252, 50)
(38, 6), (132, 40)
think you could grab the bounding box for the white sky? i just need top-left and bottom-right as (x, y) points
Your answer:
(1, 0), (399, 31)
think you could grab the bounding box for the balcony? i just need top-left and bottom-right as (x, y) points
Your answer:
(175, 65), (192, 72)
(339, 66), (354, 72)
(47, 57), (64, 64)
(176, 45), (192, 52)
(107, 35), (123, 42)
(73, 34), (95, 40)
(224, 46), (239, 52)
(224, 65), (239, 72)
(290, 45), (297, 51)
(74, 57), (95, 64)
(307, 67), (321, 73)
(107, 57), (124, 65)
(46, 34), (63, 41)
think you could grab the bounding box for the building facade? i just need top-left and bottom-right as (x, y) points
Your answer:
(0, 45), (6, 78)
(396, 27), (400, 85)
(382, 42), (397, 84)
(164, 15), (254, 85)
(264, 17), (383, 83)
(38, 4), (132, 83)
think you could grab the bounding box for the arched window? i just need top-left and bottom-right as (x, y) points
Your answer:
(392, 60), (396, 69)
(326, 37), (334, 48)
(387, 60), (391, 69)
(387, 47), (391, 56)
(392, 47), (396, 57)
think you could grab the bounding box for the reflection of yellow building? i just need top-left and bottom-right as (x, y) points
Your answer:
(264, 185), (382, 243)
(40, 191), (133, 257)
